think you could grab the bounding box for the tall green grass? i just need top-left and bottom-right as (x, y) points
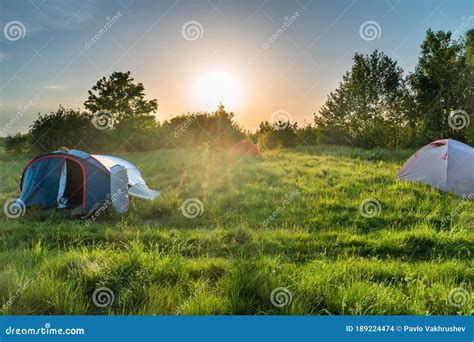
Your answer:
(0, 146), (472, 314)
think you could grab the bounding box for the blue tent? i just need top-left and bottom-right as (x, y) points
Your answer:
(20, 149), (160, 214)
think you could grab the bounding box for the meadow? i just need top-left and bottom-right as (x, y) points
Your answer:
(0, 145), (472, 315)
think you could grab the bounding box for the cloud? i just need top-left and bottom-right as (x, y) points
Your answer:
(34, 0), (95, 30)
(44, 85), (65, 90)
(33, 84), (66, 91)
(1, 0), (97, 36)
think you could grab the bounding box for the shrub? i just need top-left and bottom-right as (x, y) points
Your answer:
(4, 133), (29, 153)
(159, 104), (245, 149)
(296, 124), (318, 146)
(255, 121), (298, 149)
(29, 106), (105, 152)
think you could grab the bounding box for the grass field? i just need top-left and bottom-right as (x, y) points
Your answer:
(0, 145), (473, 315)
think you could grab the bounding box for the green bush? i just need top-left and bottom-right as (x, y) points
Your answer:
(159, 104), (245, 149)
(296, 125), (318, 146)
(4, 133), (28, 153)
(29, 106), (105, 152)
(255, 121), (298, 150)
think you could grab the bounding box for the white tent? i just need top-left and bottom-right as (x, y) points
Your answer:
(92, 155), (145, 186)
(92, 154), (161, 200)
(396, 139), (474, 197)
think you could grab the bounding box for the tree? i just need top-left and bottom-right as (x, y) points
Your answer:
(4, 133), (28, 153)
(29, 106), (102, 152)
(84, 71), (158, 149)
(296, 123), (318, 146)
(465, 29), (474, 65)
(460, 29), (474, 143)
(159, 104), (244, 148)
(315, 51), (411, 148)
(207, 104), (245, 148)
(255, 121), (298, 149)
(410, 30), (465, 143)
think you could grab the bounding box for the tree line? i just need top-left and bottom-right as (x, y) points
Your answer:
(4, 29), (473, 153)
(316, 29), (474, 148)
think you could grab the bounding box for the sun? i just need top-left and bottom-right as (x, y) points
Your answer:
(194, 70), (242, 112)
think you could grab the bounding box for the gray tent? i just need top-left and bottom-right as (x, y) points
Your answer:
(396, 139), (474, 197)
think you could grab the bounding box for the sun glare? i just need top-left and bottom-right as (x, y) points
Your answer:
(194, 70), (242, 112)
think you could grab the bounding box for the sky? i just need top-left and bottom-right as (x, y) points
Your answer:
(0, 0), (473, 135)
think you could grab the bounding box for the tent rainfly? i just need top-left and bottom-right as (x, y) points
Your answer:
(19, 149), (160, 215)
(396, 139), (474, 197)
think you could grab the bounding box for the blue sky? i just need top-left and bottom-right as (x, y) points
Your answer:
(0, 0), (473, 135)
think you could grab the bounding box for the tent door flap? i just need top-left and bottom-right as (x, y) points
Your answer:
(110, 165), (129, 213)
